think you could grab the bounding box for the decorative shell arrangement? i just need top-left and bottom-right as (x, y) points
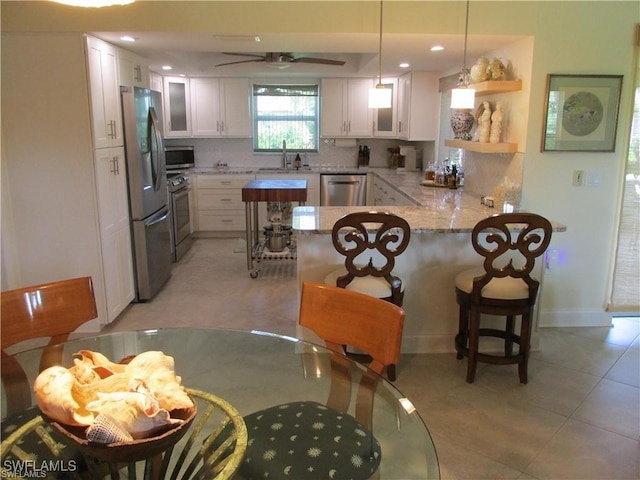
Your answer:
(33, 350), (195, 444)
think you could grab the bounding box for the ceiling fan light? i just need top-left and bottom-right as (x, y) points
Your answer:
(368, 84), (392, 109)
(451, 87), (475, 109)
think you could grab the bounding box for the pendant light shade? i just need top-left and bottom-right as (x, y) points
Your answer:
(369, 85), (393, 108)
(52, 0), (133, 6)
(451, 86), (475, 109)
(450, 0), (475, 109)
(369, 0), (392, 108)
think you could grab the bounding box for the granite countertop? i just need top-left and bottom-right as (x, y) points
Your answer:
(290, 169), (566, 234)
(187, 166), (566, 233)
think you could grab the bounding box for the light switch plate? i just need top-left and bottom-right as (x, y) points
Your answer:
(572, 170), (584, 187)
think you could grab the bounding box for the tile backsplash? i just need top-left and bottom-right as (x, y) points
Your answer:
(165, 137), (431, 171)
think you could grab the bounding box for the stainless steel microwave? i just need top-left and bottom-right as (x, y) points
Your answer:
(165, 146), (194, 170)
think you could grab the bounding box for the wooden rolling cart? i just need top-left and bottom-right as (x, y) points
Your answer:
(241, 179), (307, 278)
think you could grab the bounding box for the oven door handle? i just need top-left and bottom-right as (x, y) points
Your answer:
(172, 188), (189, 201)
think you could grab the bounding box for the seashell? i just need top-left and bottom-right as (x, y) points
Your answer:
(73, 350), (127, 378)
(124, 351), (194, 411)
(33, 366), (94, 426)
(86, 413), (134, 444)
(85, 389), (182, 439)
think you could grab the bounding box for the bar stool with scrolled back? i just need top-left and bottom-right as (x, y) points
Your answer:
(454, 212), (553, 384)
(324, 211), (411, 380)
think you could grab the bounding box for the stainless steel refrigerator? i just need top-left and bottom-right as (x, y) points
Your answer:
(121, 86), (172, 301)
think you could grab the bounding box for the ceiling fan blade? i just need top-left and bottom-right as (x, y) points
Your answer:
(215, 58), (266, 67)
(221, 52), (265, 59)
(293, 57), (346, 66)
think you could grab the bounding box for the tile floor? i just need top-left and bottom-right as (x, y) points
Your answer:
(105, 238), (640, 480)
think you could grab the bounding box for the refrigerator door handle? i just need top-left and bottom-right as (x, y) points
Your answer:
(145, 209), (168, 228)
(148, 106), (165, 193)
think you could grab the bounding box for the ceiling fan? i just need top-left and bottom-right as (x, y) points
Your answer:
(215, 52), (345, 69)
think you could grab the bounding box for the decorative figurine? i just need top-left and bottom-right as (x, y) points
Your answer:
(476, 101), (492, 143)
(490, 102), (504, 144)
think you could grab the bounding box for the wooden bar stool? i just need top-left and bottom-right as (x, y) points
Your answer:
(454, 213), (553, 384)
(324, 211), (410, 380)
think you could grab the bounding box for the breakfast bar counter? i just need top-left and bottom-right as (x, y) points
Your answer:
(292, 193), (566, 355)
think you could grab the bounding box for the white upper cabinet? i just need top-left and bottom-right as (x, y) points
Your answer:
(118, 49), (149, 89)
(372, 78), (398, 138)
(321, 78), (373, 138)
(163, 76), (192, 137)
(86, 36), (123, 149)
(190, 78), (251, 137)
(397, 71), (439, 141)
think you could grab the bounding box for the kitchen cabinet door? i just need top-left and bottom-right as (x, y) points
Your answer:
(372, 78), (397, 138)
(94, 146), (134, 322)
(86, 36), (123, 149)
(397, 71), (439, 141)
(220, 78), (251, 137)
(191, 78), (251, 137)
(119, 48), (149, 89)
(163, 76), (191, 137)
(321, 79), (372, 138)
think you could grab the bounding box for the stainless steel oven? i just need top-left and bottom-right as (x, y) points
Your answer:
(167, 173), (192, 262)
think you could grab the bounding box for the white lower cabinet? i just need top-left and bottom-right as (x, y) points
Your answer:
(94, 147), (134, 321)
(372, 175), (415, 206)
(194, 174), (254, 232)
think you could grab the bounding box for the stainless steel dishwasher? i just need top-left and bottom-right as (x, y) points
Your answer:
(320, 174), (367, 206)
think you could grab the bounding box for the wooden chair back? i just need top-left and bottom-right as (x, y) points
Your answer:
(330, 211), (410, 304)
(1, 276), (98, 416)
(299, 281), (405, 429)
(471, 213), (553, 304)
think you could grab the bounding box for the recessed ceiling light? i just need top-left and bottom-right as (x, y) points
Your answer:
(162, 66), (172, 71)
(399, 62), (410, 68)
(430, 45), (445, 52)
(120, 35), (136, 42)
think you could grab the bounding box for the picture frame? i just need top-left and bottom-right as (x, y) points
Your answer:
(541, 74), (623, 152)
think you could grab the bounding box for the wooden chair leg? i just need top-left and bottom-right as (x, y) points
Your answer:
(466, 307), (480, 383)
(518, 310), (533, 384)
(505, 315), (515, 356)
(456, 304), (469, 360)
(387, 364), (396, 382)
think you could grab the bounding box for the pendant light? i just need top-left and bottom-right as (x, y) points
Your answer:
(450, 0), (475, 109)
(51, 0), (134, 6)
(368, 0), (392, 108)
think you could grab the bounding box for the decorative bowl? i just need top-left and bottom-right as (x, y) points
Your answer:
(45, 404), (197, 463)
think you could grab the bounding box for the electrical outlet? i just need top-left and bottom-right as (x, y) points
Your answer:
(572, 170), (584, 187)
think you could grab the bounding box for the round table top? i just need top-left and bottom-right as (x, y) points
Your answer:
(2, 328), (439, 479)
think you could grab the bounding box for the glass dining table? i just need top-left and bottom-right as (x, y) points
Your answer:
(1, 328), (439, 479)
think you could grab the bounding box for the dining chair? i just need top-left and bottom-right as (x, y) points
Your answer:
(1, 276), (98, 416)
(234, 281), (405, 480)
(454, 213), (553, 383)
(324, 211), (410, 381)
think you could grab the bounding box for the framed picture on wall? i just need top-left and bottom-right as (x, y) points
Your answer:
(541, 74), (623, 152)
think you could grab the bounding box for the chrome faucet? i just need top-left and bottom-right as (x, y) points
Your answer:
(282, 140), (287, 168)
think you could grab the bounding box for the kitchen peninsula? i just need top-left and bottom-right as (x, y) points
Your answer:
(292, 169), (567, 355)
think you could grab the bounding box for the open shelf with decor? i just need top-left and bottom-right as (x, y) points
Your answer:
(444, 139), (518, 154)
(471, 80), (522, 96)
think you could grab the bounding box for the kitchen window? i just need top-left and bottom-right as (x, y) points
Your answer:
(252, 84), (319, 153)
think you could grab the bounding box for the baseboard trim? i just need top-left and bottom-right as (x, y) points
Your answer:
(539, 309), (613, 328)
